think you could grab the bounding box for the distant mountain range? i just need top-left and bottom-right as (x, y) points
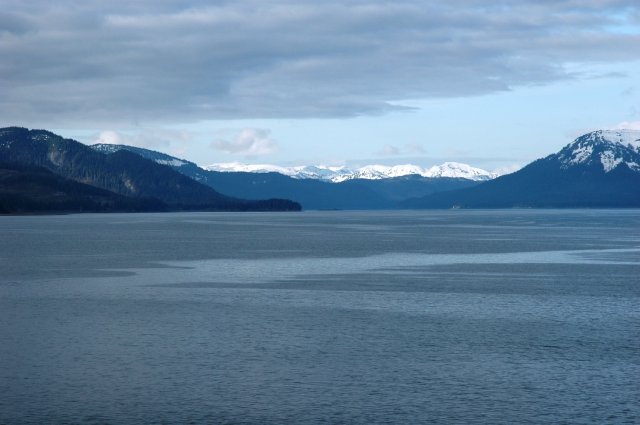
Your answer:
(402, 129), (640, 208)
(203, 161), (498, 182)
(0, 127), (300, 213)
(2, 127), (638, 213)
(94, 129), (640, 209)
(92, 143), (484, 209)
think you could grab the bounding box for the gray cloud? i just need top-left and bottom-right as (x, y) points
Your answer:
(380, 145), (401, 156)
(1, 0), (639, 126)
(91, 128), (193, 149)
(378, 143), (425, 156)
(613, 120), (640, 130)
(210, 128), (278, 156)
(87, 127), (195, 157)
(405, 143), (426, 154)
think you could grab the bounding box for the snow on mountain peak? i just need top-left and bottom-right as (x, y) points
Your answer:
(204, 161), (497, 182)
(205, 162), (292, 175)
(589, 129), (640, 149)
(558, 129), (640, 173)
(425, 162), (498, 180)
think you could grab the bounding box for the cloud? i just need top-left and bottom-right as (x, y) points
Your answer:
(1, 0), (639, 126)
(92, 129), (190, 147)
(94, 130), (121, 145)
(90, 128), (194, 156)
(492, 164), (523, 176)
(210, 128), (278, 156)
(405, 143), (426, 154)
(380, 145), (401, 156)
(378, 143), (426, 156)
(612, 121), (640, 130)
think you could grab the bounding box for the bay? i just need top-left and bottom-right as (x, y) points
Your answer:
(1, 210), (639, 424)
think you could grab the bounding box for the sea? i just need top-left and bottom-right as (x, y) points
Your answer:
(1, 210), (638, 424)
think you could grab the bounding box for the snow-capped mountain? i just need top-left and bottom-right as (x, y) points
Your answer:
(93, 143), (499, 182)
(203, 163), (350, 180)
(403, 129), (640, 209)
(556, 129), (640, 172)
(424, 162), (499, 180)
(204, 161), (498, 182)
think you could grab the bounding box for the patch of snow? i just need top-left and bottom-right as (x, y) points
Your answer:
(626, 162), (640, 172)
(92, 144), (122, 154)
(32, 133), (51, 142)
(599, 151), (623, 172)
(569, 145), (593, 164)
(598, 129), (640, 150)
(156, 158), (187, 167)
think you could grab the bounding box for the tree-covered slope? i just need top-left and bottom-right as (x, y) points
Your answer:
(0, 162), (165, 214)
(0, 127), (300, 211)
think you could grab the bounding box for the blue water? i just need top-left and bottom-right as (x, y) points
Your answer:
(1, 210), (639, 424)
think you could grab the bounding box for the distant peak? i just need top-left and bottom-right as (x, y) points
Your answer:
(582, 129), (640, 148)
(204, 161), (497, 182)
(426, 162), (499, 180)
(556, 129), (640, 173)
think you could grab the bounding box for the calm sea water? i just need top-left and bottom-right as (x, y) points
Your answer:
(1, 210), (639, 424)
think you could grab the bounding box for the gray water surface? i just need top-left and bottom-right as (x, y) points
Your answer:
(1, 210), (639, 424)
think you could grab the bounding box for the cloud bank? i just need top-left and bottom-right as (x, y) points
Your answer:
(1, 0), (639, 126)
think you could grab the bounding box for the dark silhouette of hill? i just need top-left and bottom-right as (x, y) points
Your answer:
(0, 127), (300, 212)
(0, 162), (165, 214)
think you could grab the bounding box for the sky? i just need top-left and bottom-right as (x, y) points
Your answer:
(1, 0), (639, 172)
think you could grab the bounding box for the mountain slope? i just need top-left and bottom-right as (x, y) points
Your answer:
(0, 162), (165, 214)
(0, 127), (300, 211)
(92, 143), (211, 184)
(91, 144), (481, 209)
(402, 130), (640, 208)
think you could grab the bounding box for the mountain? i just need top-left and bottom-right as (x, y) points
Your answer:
(0, 162), (164, 214)
(92, 143), (211, 183)
(402, 130), (640, 208)
(91, 144), (482, 209)
(556, 129), (640, 172)
(0, 127), (301, 212)
(204, 161), (497, 182)
(423, 162), (498, 180)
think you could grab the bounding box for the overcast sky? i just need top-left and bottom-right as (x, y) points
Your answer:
(1, 0), (639, 170)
